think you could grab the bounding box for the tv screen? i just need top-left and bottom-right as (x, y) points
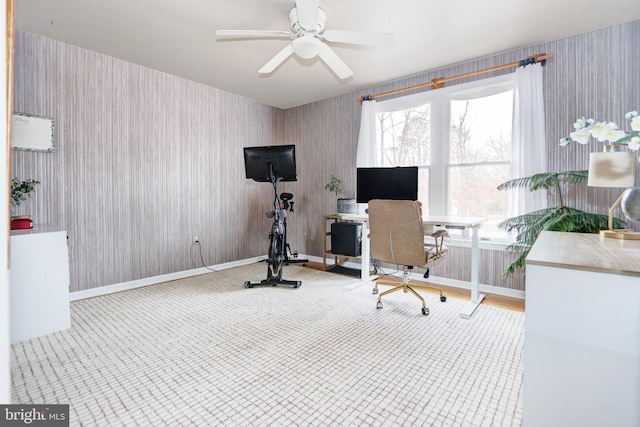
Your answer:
(356, 166), (419, 203)
(243, 145), (297, 182)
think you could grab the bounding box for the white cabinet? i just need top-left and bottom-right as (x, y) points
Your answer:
(10, 229), (71, 343)
(524, 231), (640, 427)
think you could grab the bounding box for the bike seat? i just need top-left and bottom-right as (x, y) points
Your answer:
(280, 192), (293, 201)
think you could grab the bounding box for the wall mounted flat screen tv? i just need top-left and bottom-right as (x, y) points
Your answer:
(243, 144), (297, 182)
(356, 166), (419, 203)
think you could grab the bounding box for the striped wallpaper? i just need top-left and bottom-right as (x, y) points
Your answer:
(11, 21), (640, 293)
(12, 31), (286, 291)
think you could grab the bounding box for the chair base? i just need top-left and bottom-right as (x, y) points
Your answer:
(373, 267), (446, 315)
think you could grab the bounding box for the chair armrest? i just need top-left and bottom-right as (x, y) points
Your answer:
(430, 229), (448, 239)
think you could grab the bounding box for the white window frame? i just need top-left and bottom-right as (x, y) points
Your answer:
(374, 73), (516, 242)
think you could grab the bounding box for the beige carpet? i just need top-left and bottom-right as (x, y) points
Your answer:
(11, 263), (524, 426)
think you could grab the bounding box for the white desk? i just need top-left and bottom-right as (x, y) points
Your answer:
(524, 231), (640, 426)
(337, 213), (485, 318)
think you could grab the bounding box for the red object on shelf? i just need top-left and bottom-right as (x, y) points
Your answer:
(10, 216), (33, 230)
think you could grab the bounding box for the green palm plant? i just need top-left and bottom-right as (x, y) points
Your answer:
(497, 170), (625, 276)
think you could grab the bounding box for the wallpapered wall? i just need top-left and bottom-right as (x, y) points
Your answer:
(11, 21), (640, 293)
(11, 30), (293, 291)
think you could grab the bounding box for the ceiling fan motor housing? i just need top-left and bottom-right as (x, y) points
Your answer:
(289, 7), (326, 34)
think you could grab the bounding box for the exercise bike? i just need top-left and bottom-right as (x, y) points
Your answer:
(243, 148), (302, 289)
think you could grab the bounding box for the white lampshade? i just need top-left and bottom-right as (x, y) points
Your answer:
(292, 35), (322, 59)
(587, 151), (636, 188)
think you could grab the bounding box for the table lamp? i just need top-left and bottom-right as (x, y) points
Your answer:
(588, 150), (640, 239)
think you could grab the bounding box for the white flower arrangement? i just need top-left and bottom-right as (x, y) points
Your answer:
(560, 111), (640, 151)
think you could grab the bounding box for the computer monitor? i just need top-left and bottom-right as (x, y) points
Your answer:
(243, 145), (298, 182)
(356, 166), (419, 203)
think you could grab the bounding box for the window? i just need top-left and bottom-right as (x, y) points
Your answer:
(374, 74), (515, 240)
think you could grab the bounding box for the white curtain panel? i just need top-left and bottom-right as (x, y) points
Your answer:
(356, 99), (377, 168)
(510, 62), (547, 216)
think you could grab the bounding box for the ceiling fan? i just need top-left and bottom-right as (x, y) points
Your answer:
(215, 0), (394, 80)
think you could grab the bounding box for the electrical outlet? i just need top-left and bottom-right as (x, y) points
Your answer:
(193, 236), (199, 244)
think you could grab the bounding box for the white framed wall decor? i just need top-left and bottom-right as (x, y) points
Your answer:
(11, 112), (55, 152)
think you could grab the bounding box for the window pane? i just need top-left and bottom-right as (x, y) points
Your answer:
(448, 163), (510, 236)
(373, 76), (515, 241)
(376, 103), (430, 166)
(449, 91), (512, 164)
(448, 89), (513, 239)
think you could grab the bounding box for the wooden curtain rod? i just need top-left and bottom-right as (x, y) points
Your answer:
(358, 53), (553, 103)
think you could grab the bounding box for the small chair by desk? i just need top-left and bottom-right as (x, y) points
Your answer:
(368, 200), (448, 316)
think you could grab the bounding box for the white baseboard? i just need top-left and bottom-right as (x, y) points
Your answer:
(71, 253), (524, 302)
(411, 273), (525, 300)
(70, 257), (263, 301)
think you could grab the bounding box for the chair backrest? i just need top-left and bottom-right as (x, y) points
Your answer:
(368, 199), (427, 267)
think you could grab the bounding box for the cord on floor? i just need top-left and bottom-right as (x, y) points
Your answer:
(190, 241), (217, 272)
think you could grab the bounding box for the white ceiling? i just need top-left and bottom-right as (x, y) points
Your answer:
(14, 0), (640, 110)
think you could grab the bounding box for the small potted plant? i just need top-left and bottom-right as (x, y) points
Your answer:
(325, 174), (342, 197)
(10, 177), (39, 229)
(325, 174), (355, 213)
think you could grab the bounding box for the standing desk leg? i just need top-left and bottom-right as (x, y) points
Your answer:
(459, 226), (485, 319)
(360, 221), (370, 281)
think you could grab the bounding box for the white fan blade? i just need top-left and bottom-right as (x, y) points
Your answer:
(216, 29), (293, 39)
(259, 44), (295, 74)
(295, 0), (319, 31)
(323, 29), (395, 48)
(318, 43), (353, 80)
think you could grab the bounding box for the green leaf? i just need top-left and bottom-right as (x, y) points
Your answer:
(543, 211), (625, 232)
(497, 170), (588, 192)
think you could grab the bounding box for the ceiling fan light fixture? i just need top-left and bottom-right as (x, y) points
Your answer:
(218, 0), (393, 79)
(292, 35), (322, 59)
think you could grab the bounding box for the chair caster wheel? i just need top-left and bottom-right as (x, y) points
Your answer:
(422, 307), (430, 316)
(244, 281), (253, 289)
(423, 268), (430, 279)
(440, 295), (447, 302)
(293, 281), (301, 288)
(376, 302), (383, 309)
(372, 288), (378, 294)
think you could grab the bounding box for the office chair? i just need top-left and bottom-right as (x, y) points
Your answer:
(368, 199), (447, 316)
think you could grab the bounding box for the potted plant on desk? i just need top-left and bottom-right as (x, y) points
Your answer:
(325, 174), (356, 214)
(10, 177), (39, 230)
